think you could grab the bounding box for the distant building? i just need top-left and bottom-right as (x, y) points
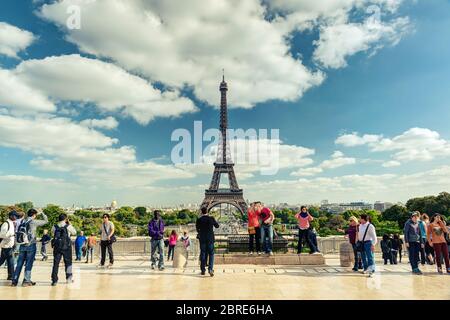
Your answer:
(320, 201), (373, 214)
(374, 201), (394, 212)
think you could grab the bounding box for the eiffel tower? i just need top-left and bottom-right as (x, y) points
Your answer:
(200, 75), (247, 216)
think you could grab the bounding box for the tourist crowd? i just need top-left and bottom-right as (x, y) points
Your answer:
(0, 206), (449, 286)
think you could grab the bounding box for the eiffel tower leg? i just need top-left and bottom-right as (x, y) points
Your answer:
(228, 168), (239, 190)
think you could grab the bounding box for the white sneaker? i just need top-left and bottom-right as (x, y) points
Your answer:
(107, 263), (113, 269)
(269, 252), (273, 256)
(249, 252), (253, 255)
(257, 252), (261, 255)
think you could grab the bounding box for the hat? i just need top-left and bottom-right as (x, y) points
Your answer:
(8, 210), (19, 219)
(410, 211), (420, 218)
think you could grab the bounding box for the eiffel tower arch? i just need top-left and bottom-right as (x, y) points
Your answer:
(200, 75), (248, 217)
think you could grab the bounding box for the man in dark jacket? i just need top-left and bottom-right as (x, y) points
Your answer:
(403, 212), (424, 275)
(196, 207), (219, 277)
(148, 210), (165, 270)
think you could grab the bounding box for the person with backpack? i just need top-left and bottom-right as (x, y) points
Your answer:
(357, 214), (377, 277)
(40, 229), (51, 261)
(11, 208), (48, 287)
(148, 210), (165, 270)
(0, 211), (19, 281)
(51, 214), (76, 286)
(99, 214), (115, 268)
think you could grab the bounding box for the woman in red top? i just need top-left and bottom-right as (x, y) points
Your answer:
(247, 202), (261, 255)
(167, 230), (178, 261)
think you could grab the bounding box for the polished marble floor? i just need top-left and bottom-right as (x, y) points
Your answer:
(1, 255), (448, 300)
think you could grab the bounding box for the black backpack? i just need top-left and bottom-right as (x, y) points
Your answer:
(52, 225), (71, 251)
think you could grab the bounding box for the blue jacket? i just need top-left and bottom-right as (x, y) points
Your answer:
(148, 218), (165, 240)
(403, 219), (423, 243)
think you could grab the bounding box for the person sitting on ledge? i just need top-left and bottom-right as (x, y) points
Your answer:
(295, 206), (319, 255)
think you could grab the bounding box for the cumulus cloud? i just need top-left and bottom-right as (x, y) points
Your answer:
(336, 128), (450, 164)
(291, 150), (356, 176)
(80, 117), (119, 130)
(313, 16), (410, 69)
(0, 69), (55, 113)
(11, 54), (197, 124)
(241, 165), (450, 204)
(38, 0), (327, 109)
(0, 114), (194, 188)
(0, 22), (35, 58)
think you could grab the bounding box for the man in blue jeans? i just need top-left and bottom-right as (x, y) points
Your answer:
(12, 209), (48, 287)
(404, 211), (424, 275)
(259, 206), (275, 255)
(357, 214), (378, 277)
(148, 210), (165, 271)
(196, 207), (219, 276)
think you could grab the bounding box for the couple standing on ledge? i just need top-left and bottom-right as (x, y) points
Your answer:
(247, 203), (320, 255)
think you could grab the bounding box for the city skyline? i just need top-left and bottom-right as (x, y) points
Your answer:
(1, 1), (450, 207)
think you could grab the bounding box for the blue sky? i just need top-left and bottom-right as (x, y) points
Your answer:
(0, 0), (449, 207)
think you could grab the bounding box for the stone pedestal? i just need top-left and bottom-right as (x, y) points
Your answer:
(214, 253), (325, 265)
(173, 241), (188, 268)
(339, 242), (354, 267)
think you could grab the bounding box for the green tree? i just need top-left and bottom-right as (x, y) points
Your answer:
(114, 206), (137, 224)
(15, 201), (34, 213)
(382, 205), (409, 228)
(134, 206), (147, 219)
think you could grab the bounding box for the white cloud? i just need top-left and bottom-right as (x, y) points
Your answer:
(38, 0), (325, 109)
(241, 165), (450, 204)
(0, 22), (35, 58)
(13, 54), (197, 124)
(80, 117), (119, 130)
(336, 128), (450, 164)
(382, 160), (401, 167)
(0, 114), (194, 188)
(0, 69), (55, 113)
(313, 16), (410, 69)
(291, 150), (356, 176)
(335, 132), (382, 146)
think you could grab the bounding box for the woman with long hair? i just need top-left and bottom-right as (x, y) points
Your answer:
(427, 214), (449, 274)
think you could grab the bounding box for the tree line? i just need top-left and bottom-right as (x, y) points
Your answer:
(1, 192), (448, 238)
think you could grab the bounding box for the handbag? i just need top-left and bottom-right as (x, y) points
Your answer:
(103, 223), (117, 244)
(248, 226), (256, 235)
(355, 223), (370, 252)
